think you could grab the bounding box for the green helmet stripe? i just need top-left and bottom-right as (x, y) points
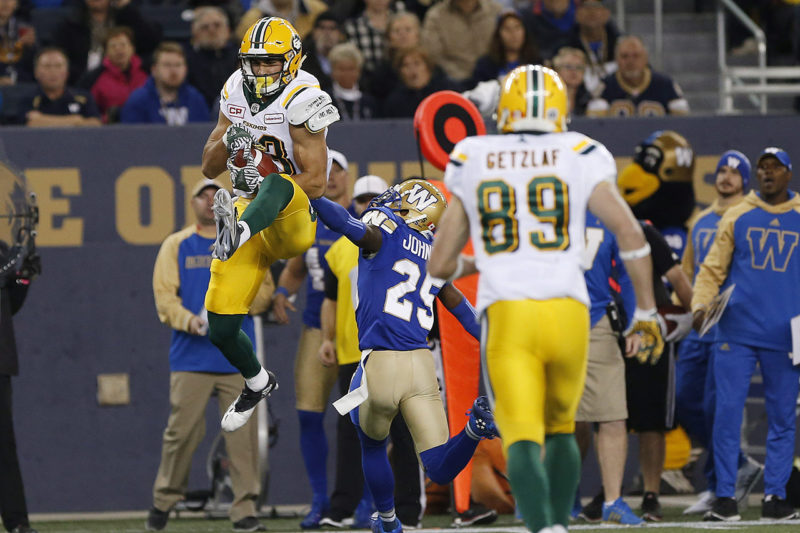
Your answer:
(531, 67), (539, 119)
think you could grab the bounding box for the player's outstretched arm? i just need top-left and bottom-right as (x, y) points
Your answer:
(310, 197), (383, 252)
(429, 195), (475, 280)
(437, 283), (480, 340)
(202, 111), (234, 179)
(290, 125), (328, 199)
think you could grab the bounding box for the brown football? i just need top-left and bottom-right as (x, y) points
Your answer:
(657, 303), (687, 337)
(232, 147), (280, 176)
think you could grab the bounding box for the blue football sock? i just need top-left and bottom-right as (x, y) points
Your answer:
(298, 410), (328, 503)
(357, 427), (396, 513)
(419, 429), (479, 485)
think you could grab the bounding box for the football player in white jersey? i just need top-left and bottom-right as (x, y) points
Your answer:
(201, 17), (340, 433)
(428, 65), (664, 533)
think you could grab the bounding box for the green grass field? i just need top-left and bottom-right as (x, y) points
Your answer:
(28, 503), (800, 533)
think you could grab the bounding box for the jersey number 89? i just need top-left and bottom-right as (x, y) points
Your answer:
(477, 175), (570, 254)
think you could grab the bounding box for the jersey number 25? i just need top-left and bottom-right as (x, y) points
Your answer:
(383, 259), (445, 331)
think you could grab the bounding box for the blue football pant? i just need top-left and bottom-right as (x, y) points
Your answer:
(675, 339), (745, 491)
(713, 342), (799, 498)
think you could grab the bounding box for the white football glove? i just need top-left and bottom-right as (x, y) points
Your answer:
(664, 311), (693, 342)
(227, 149), (261, 194)
(223, 123), (254, 154)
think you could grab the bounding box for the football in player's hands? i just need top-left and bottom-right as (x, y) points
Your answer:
(657, 303), (687, 338)
(232, 147), (280, 176)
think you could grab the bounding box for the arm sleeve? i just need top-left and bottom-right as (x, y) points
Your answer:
(681, 222), (696, 283)
(152, 234), (194, 332)
(323, 265), (338, 301)
(447, 294), (480, 341)
(310, 197), (367, 242)
(642, 223), (679, 276)
(691, 213), (736, 311)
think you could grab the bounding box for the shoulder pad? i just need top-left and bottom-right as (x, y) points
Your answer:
(288, 93), (340, 132)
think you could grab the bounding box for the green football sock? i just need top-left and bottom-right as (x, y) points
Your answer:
(239, 173), (294, 234)
(207, 312), (261, 378)
(507, 440), (551, 532)
(544, 433), (581, 527)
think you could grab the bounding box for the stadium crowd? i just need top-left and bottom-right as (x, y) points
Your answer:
(0, 0), (797, 125)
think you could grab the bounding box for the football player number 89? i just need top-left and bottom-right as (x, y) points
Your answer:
(477, 175), (570, 254)
(383, 259), (445, 330)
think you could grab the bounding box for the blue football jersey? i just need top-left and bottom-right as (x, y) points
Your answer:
(584, 211), (635, 328)
(355, 206), (445, 351)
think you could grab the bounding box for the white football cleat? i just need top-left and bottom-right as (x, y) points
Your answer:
(221, 371), (278, 432)
(212, 188), (242, 261)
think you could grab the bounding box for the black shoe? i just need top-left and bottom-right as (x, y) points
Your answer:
(578, 492), (603, 523)
(641, 491), (662, 522)
(233, 516), (267, 531)
(10, 526), (39, 533)
(452, 505), (497, 526)
(704, 497), (741, 521)
(221, 371), (279, 432)
(762, 495), (799, 520)
(145, 507), (170, 531)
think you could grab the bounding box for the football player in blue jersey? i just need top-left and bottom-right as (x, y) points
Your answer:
(309, 178), (500, 533)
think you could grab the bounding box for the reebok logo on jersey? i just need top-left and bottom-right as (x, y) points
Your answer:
(263, 113), (285, 124)
(228, 104), (245, 118)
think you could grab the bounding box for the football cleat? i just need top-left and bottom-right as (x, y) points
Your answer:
(300, 498), (329, 529)
(370, 515), (402, 533)
(761, 495), (799, 520)
(221, 371), (278, 432)
(465, 396), (500, 440)
(602, 498), (643, 525)
(704, 497), (740, 521)
(212, 188), (242, 261)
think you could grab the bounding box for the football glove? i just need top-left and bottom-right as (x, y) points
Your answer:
(631, 307), (665, 365)
(664, 311), (693, 342)
(226, 150), (261, 194)
(223, 123), (254, 154)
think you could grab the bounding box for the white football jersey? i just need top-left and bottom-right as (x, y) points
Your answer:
(220, 69), (329, 196)
(444, 131), (616, 313)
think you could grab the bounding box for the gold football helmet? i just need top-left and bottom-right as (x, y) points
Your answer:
(370, 179), (447, 236)
(496, 65), (568, 133)
(240, 17), (304, 97)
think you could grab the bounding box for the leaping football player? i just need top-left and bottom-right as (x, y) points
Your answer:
(310, 179), (501, 533)
(201, 17), (340, 432)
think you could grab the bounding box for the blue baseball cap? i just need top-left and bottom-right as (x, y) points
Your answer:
(757, 147), (792, 171)
(716, 150), (751, 189)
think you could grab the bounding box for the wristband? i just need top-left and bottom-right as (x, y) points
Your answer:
(633, 307), (657, 321)
(619, 243), (651, 261)
(275, 286), (290, 298)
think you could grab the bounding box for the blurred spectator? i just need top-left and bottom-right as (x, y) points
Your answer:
(364, 11), (420, 105)
(120, 42), (209, 124)
(49, 0), (162, 85)
(328, 42), (376, 120)
(19, 47), (101, 127)
(381, 45), (457, 117)
(302, 11), (346, 95)
(568, 0), (618, 94)
(520, 0), (576, 60)
(0, 0), (35, 86)
(236, 0), (328, 41)
(344, 0), (394, 75)
(587, 35), (689, 117)
(184, 6), (237, 110)
(78, 26), (147, 123)
(421, 0), (502, 83)
(552, 46), (589, 115)
(469, 10), (540, 88)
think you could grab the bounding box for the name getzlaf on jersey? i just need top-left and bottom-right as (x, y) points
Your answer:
(444, 131), (615, 313)
(220, 69), (329, 197)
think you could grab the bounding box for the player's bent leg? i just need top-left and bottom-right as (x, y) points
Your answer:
(261, 176), (317, 260)
(213, 174), (294, 261)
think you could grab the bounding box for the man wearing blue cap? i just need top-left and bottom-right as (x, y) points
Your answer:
(677, 150), (764, 516)
(693, 147), (800, 521)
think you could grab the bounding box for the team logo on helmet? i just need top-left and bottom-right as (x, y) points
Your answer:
(369, 179), (447, 237)
(496, 65), (568, 134)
